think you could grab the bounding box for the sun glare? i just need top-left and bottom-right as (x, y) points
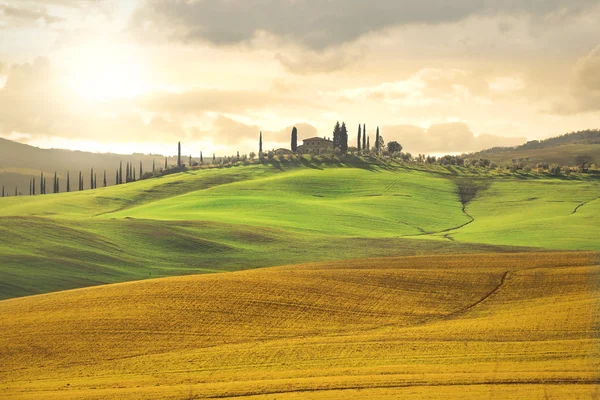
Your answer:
(63, 42), (148, 101)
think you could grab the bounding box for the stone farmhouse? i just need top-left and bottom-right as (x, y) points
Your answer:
(296, 137), (334, 155)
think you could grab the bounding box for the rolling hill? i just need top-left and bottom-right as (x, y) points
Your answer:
(1, 252), (598, 399)
(0, 137), (174, 194)
(0, 161), (599, 300)
(468, 129), (600, 166)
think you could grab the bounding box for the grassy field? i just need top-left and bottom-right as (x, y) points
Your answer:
(0, 160), (599, 299)
(0, 252), (598, 399)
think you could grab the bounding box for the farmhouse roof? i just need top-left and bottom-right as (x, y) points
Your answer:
(303, 137), (333, 142)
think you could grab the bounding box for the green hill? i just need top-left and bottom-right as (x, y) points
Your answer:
(0, 137), (174, 194)
(1, 160), (599, 300)
(468, 129), (600, 166)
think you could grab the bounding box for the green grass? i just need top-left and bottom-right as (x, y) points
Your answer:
(0, 160), (598, 300)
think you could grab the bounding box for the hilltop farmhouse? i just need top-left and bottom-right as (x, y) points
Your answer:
(297, 137), (334, 155)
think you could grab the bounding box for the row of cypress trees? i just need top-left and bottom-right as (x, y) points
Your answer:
(1, 142), (228, 198)
(357, 124), (381, 153)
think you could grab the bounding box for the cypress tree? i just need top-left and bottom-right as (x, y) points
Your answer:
(213, 153), (216, 163)
(90, 168), (94, 189)
(103, 170), (107, 187)
(152, 159), (155, 174)
(79, 171), (82, 191)
(357, 124), (362, 151)
(164, 157), (167, 170)
(333, 121), (341, 151)
(291, 126), (298, 152)
(56, 178), (59, 193)
(200, 151), (203, 164)
(29, 179), (32, 196)
(115, 170), (119, 186)
(133, 168), (136, 181)
(367, 136), (370, 151)
(15, 186), (18, 196)
(54, 171), (57, 193)
(119, 161), (123, 184)
(94, 173), (97, 189)
(177, 142), (181, 167)
(189, 154), (192, 166)
(44, 178), (47, 195)
(340, 122), (348, 153)
(40, 171), (44, 195)
(362, 124), (366, 150)
(139, 161), (143, 178)
(259, 131), (263, 154)
(1, 186), (4, 197)
(375, 127), (380, 154)
(67, 172), (70, 192)
(33, 178), (36, 195)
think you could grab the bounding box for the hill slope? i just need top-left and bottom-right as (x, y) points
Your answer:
(0, 136), (172, 193)
(1, 252), (598, 399)
(1, 162), (599, 300)
(469, 129), (600, 166)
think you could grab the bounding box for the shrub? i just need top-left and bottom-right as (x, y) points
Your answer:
(549, 163), (562, 176)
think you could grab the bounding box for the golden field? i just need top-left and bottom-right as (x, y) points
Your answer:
(0, 252), (599, 399)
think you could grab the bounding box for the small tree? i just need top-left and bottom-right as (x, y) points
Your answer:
(333, 121), (341, 151)
(249, 151), (256, 159)
(200, 151), (203, 164)
(549, 163), (562, 177)
(362, 124), (366, 150)
(66, 172), (70, 192)
(340, 122), (348, 153)
(387, 141), (402, 154)
(259, 131), (263, 154)
(357, 124), (362, 152)
(575, 155), (592, 173)
(291, 126), (298, 152)
(177, 142), (182, 167)
(375, 127), (380, 154)
(103, 170), (107, 187)
(377, 136), (385, 154)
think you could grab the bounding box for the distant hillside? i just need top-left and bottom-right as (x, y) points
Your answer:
(468, 129), (600, 166)
(0, 137), (175, 194)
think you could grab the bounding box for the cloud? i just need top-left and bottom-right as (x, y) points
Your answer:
(0, 4), (64, 25)
(0, 57), (186, 143)
(552, 45), (600, 114)
(276, 45), (365, 75)
(205, 116), (317, 148)
(136, 89), (283, 115)
(131, 0), (597, 50)
(382, 122), (525, 153)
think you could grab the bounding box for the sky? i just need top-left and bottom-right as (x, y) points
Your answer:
(0, 0), (599, 156)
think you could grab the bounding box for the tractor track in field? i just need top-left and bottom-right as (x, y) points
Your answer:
(571, 196), (600, 215)
(444, 270), (510, 319)
(202, 377), (600, 398)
